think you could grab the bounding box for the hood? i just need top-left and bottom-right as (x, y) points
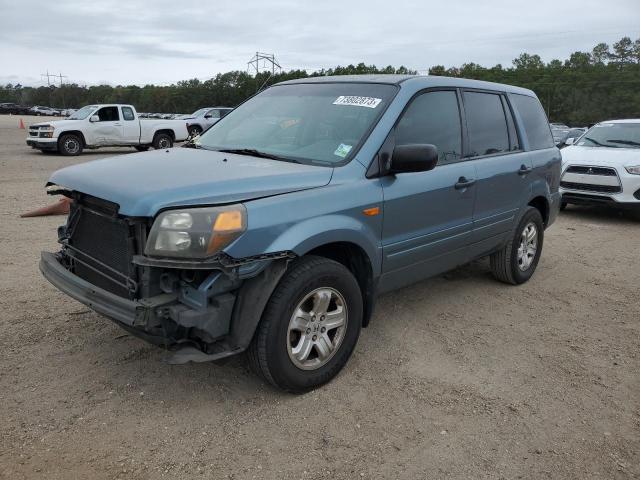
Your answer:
(32, 119), (85, 129)
(49, 148), (333, 217)
(561, 145), (640, 168)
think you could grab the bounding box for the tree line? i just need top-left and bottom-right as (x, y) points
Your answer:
(1, 36), (638, 125)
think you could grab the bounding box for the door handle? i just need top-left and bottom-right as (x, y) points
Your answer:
(454, 176), (476, 190)
(518, 164), (533, 175)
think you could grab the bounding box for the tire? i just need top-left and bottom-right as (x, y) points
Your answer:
(248, 256), (363, 393)
(135, 146), (150, 152)
(560, 201), (567, 211)
(188, 125), (202, 138)
(490, 206), (544, 285)
(152, 133), (173, 149)
(58, 133), (83, 156)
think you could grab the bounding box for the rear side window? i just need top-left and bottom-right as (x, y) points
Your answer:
(395, 90), (462, 164)
(510, 94), (554, 150)
(122, 107), (135, 121)
(463, 91), (509, 157)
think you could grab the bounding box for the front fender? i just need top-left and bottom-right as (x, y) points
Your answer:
(264, 214), (382, 276)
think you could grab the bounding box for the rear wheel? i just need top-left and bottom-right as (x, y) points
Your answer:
(490, 207), (544, 285)
(58, 134), (83, 156)
(152, 133), (173, 149)
(248, 256), (363, 393)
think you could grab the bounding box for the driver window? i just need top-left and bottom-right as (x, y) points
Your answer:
(395, 90), (462, 165)
(97, 106), (120, 122)
(206, 109), (221, 119)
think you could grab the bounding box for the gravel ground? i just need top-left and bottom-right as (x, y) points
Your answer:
(1, 115), (638, 479)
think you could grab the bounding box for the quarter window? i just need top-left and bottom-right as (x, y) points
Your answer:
(395, 90), (462, 164)
(510, 94), (554, 150)
(122, 107), (135, 121)
(463, 91), (510, 157)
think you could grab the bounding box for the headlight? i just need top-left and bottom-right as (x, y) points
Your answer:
(625, 165), (640, 175)
(145, 204), (247, 259)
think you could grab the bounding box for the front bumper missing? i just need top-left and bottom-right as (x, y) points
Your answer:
(39, 251), (238, 362)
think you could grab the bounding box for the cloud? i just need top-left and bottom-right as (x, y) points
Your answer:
(0, 0), (638, 86)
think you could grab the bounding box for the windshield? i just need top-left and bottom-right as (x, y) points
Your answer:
(195, 82), (397, 165)
(577, 122), (640, 148)
(191, 108), (210, 117)
(68, 105), (97, 120)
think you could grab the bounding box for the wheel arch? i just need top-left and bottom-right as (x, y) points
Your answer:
(154, 128), (175, 140)
(528, 195), (550, 227)
(57, 130), (87, 147)
(304, 241), (377, 327)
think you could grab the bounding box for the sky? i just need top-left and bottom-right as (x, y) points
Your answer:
(1, 0), (638, 87)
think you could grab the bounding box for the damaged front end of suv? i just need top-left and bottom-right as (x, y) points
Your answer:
(40, 188), (295, 364)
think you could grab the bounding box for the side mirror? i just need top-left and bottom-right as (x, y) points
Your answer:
(389, 144), (438, 174)
(564, 137), (575, 146)
(204, 114), (212, 119)
(89, 115), (99, 122)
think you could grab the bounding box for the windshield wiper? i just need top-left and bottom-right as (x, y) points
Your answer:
(217, 148), (299, 162)
(582, 137), (609, 147)
(607, 139), (640, 148)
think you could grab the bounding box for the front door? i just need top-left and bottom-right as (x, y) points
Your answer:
(93, 106), (123, 145)
(379, 89), (477, 292)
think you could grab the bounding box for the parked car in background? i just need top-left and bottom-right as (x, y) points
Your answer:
(550, 122), (569, 129)
(30, 106), (60, 116)
(26, 104), (189, 155)
(184, 107), (233, 137)
(551, 126), (570, 146)
(557, 127), (586, 148)
(560, 120), (640, 210)
(39, 75), (560, 392)
(0, 102), (31, 115)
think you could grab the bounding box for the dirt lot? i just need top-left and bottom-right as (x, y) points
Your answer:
(0, 114), (638, 479)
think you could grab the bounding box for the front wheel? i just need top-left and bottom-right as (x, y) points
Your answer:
(152, 133), (173, 149)
(248, 256), (363, 393)
(58, 134), (83, 156)
(490, 207), (544, 285)
(188, 125), (202, 138)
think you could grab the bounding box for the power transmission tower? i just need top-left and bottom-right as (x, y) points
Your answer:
(41, 70), (55, 86)
(247, 52), (282, 76)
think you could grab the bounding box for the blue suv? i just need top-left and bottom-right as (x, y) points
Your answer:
(40, 75), (561, 392)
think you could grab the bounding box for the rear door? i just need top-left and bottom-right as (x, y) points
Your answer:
(380, 89), (477, 292)
(462, 90), (532, 256)
(120, 106), (141, 144)
(93, 106), (123, 145)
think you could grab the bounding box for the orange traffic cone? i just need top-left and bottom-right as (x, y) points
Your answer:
(20, 198), (72, 217)
(19, 119), (25, 129)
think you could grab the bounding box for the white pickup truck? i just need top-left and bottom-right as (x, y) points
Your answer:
(26, 104), (189, 155)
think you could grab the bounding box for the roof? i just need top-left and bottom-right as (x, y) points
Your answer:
(599, 119), (640, 124)
(276, 74), (534, 96)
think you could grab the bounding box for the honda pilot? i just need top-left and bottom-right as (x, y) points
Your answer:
(40, 75), (561, 392)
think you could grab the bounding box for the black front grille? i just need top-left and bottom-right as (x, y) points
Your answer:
(565, 166), (617, 176)
(560, 181), (621, 194)
(67, 201), (137, 298)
